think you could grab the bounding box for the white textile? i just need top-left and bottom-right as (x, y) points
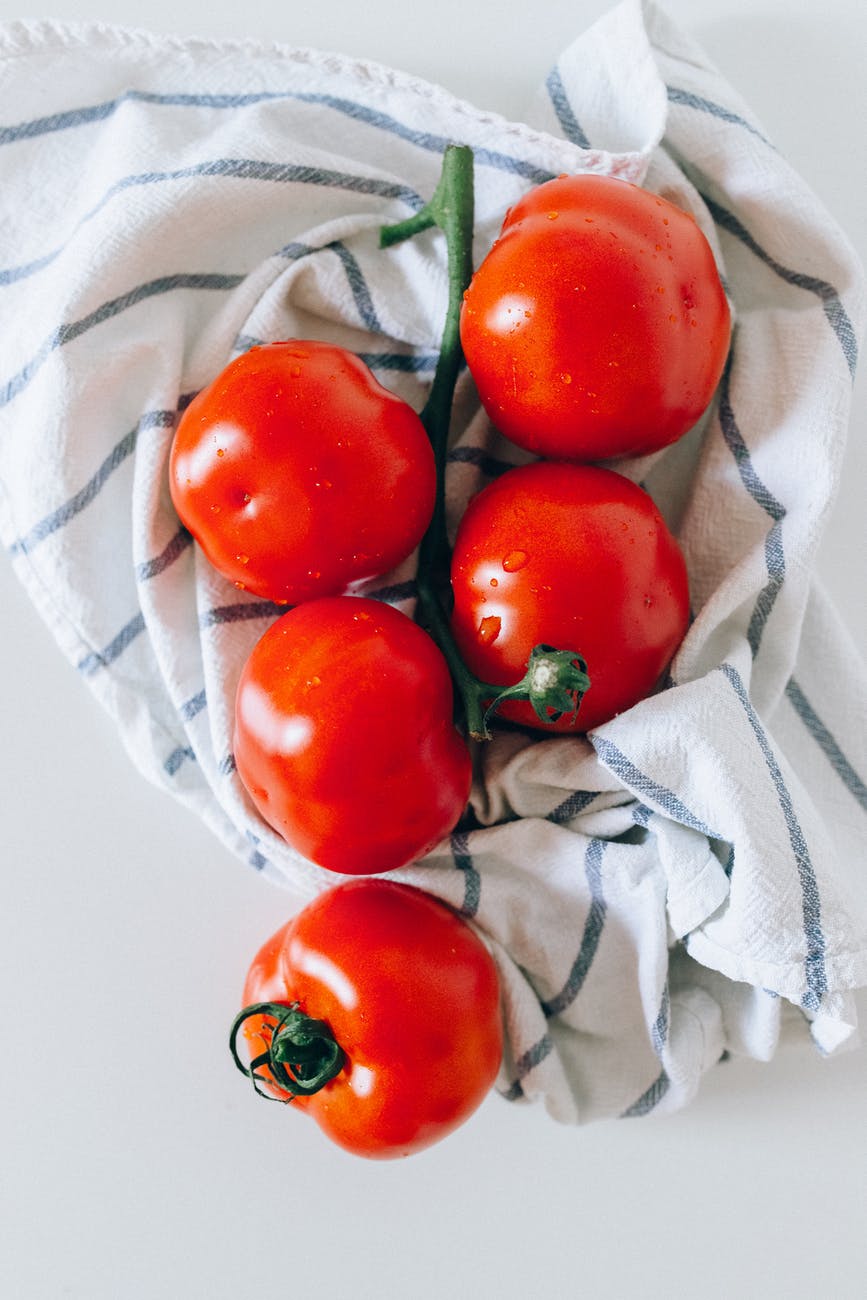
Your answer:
(1, 0), (866, 1122)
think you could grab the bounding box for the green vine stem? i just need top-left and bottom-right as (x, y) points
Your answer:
(229, 1001), (345, 1101)
(381, 145), (591, 740)
(381, 143), (474, 583)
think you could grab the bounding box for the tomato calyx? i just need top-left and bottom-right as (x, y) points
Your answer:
(485, 644), (591, 731)
(229, 1001), (345, 1101)
(412, 576), (592, 739)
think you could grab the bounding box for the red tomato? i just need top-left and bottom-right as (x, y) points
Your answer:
(233, 596), (471, 874)
(232, 879), (504, 1159)
(169, 340), (435, 602)
(450, 461), (690, 732)
(460, 173), (731, 461)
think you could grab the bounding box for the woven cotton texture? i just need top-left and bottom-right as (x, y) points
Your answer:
(1, 0), (865, 1123)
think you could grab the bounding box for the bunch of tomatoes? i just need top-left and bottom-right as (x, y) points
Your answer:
(169, 146), (731, 1158)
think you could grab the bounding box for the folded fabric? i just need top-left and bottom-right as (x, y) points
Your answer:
(1, 0), (865, 1124)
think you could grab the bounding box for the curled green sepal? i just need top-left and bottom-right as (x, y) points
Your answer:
(229, 1000), (345, 1103)
(483, 644), (591, 730)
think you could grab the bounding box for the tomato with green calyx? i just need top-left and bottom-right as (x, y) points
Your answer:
(230, 878), (503, 1159)
(169, 340), (435, 602)
(459, 173), (731, 461)
(450, 461), (690, 732)
(233, 596), (471, 874)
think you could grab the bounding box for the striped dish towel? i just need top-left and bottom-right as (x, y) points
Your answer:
(1, 0), (865, 1124)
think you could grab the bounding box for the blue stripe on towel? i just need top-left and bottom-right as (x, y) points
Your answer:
(328, 240), (383, 333)
(136, 528), (193, 582)
(651, 984), (670, 1058)
(0, 159), (424, 288)
(666, 86), (774, 147)
(1, 88), (556, 183)
(0, 276), (243, 411)
(77, 610), (146, 675)
(450, 829), (481, 918)
(180, 689), (207, 722)
(592, 735), (722, 839)
(164, 745), (196, 776)
(717, 350), (787, 658)
(721, 662), (828, 1011)
(199, 600), (290, 628)
(621, 1069), (670, 1117)
(541, 838), (607, 1017)
(705, 197), (858, 376)
(7, 408), (177, 556)
(502, 1033), (554, 1101)
(547, 788), (598, 825)
(785, 678), (867, 812)
(545, 66), (592, 148)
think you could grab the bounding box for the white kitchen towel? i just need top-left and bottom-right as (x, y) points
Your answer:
(1, 0), (865, 1124)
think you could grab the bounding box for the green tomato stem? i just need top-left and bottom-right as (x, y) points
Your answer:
(381, 145), (485, 731)
(381, 144), (474, 579)
(380, 146), (592, 740)
(229, 1001), (345, 1101)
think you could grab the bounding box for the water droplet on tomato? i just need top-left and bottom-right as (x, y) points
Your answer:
(560, 372), (572, 385)
(478, 615), (501, 645)
(210, 504), (221, 513)
(306, 675), (322, 689)
(547, 210), (559, 220)
(307, 570), (321, 580)
(490, 577), (498, 587)
(502, 550), (528, 572)
(216, 448), (225, 457)
(236, 554), (249, 565)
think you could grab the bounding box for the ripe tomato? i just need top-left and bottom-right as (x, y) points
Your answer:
(169, 340), (435, 602)
(233, 596), (471, 874)
(459, 173), (731, 461)
(231, 879), (504, 1159)
(450, 461), (690, 732)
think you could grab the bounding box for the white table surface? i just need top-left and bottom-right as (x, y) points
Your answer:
(1, 2), (865, 1297)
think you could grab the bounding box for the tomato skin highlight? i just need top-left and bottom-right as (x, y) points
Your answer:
(233, 597), (472, 874)
(240, 879), (504, 1159)
(450, 461), (690, 732)
(169, 340), (435, 602)
(459, 173), (731, 461)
